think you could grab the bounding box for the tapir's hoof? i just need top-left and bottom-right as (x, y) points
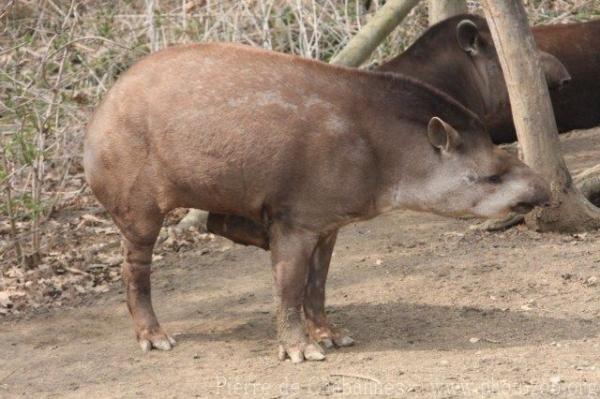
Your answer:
(320, 334), (355, 349)
(309, 325), (355, 349)
(278, 342), (325, 363)
(137, 327), (177, 352)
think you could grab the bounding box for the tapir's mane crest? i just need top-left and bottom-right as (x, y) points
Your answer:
(367, 69), (484, 131)
(269, 42), (485, 132)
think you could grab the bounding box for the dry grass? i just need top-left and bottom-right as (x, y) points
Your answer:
(0, 0), (598, 270)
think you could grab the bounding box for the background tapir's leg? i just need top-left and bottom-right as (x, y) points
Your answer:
(303, 231), (354, 349)
(206, 213), (269, 250)
(269, 222), (325, 363)
(119, 210), (175, 352)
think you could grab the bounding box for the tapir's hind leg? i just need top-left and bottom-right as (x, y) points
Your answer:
(303, 231), (354, 349)
(115, 207), (175, 352)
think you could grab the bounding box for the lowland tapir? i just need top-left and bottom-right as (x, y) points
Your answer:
(376, 14), (573, 143)
(84, 43), (550, 362)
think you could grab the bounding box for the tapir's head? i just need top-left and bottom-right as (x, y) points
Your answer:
(414, 117), (551, 219)
(455, 17), (571, 118)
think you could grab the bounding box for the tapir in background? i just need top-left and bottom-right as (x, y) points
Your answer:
(376, 14), (574, 143)
(380, 15), (600, 142)
(85, 43), (551, 363)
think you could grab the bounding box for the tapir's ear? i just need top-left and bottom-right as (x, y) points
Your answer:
(427, 117), (462, 152)
(456, 19), (480, 55)
(539, 51), (571, 90)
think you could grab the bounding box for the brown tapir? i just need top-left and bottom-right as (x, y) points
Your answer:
(376, 14), (572, 143)
(84, 43), (550, 362)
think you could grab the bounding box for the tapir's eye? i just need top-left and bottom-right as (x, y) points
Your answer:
(486, 175), (502, 184)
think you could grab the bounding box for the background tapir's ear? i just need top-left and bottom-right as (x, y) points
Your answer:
(539, 51), (571, 90)
(427, 117), (462, 152)
(456, 19), (480, 55)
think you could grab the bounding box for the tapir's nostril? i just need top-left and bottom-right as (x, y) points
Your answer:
(538, 187), (552, 207)
(532, 179), (552, 207)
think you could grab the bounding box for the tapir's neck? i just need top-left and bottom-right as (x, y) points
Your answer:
(377, 47), (488, 119)
(347, 72), (478, 214)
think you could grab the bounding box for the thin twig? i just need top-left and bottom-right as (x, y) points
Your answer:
(0, 0), (15, 20)
(0, 368), (18, 386)
(546, 0), (593, 24)
(330, 373), (381, 384)
(1, 147), (23, 266)
(40, 36), (132, 86)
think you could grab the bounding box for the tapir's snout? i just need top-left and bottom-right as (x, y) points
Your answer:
(510, 174), (551, 214)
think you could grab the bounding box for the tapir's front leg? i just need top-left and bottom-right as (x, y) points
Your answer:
(303, 231), (354, 349)
(269, 222), (325, 363)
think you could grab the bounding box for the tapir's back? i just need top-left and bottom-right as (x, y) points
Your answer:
(84, 43), (374, 220)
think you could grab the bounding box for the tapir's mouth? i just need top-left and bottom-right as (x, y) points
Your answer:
(510, 202), (535, 214)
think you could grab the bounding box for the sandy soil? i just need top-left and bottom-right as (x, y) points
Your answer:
(1, 129), (600, 398)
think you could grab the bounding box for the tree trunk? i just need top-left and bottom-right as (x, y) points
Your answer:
(330, 0), (420, 67)
(178, 0), (422, 230)
(482, 0), (600, 232)
(428, 0), (467, 26)
(574, 165), (600, 207)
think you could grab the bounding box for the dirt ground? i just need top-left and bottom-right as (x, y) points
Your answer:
(1, 128), (600, 398)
